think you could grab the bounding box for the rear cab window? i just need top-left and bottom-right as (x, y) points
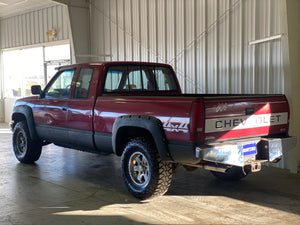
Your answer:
(104, 65), (178, 93)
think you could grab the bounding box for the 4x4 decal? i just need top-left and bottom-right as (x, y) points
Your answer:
(163, 122), (189, 133)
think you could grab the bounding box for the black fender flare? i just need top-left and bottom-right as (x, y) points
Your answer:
(12, 105), (38, 141)
(112, 115), (173, 161)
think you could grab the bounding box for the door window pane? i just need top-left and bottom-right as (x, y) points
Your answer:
(45, 70), (75, 99)
(74, 68), (94, 99)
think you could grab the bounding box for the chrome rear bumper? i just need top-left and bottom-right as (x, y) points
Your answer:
(196, 136), (297, 168)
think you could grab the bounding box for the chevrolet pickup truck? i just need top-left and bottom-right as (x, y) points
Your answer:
(10, 62), (296, 199)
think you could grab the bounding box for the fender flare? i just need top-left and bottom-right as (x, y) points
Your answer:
(12, 105), (38, 141)
(112, 115), (173, 161)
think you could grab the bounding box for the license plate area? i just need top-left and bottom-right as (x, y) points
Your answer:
(243, 143), (257, 164)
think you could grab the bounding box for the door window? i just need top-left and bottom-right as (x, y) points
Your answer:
(44, 69), (75, 99)
(74, 68), (94, 99)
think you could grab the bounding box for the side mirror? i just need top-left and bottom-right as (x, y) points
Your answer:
(31, 85), (42, 95)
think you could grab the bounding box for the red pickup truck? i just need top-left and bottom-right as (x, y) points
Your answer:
(11, 62), (296, 199)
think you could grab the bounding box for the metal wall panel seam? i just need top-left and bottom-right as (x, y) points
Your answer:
(26, 13), (30, 45)
(31, 12), (35, 45)
(123, 0), (126, 60)
(164, 0), (167, 64)
(228, 0), (232, 94)
(138, 0), (142, 61)
(9, 16), (13, 47)
(240, 0), (244, 94)
(102, 1), (106, 61)
(183, 0), (187, 93)
(109, 0), (113, 61)
(58, 6), (63, 40)
(267, 0), (271, 94)
(48, 7), (52, 43)
(22, 14), (26, 47)
(5, 17), (8, 47)
(44, 8), (49, 43)
(146, 0), (150, 61)
(268, 0), (273, 93)
(155, 0), (158, 63)
(205, 0), (208, 93)
(194, 0), (197, 93)
(254, 0), (258, 94)
(11, 17), (16, 48)
(173, 0), (177, 72)
(18, 15), (22, 46)
(216, 0), (219, 94)
(116, 0), (119, 61)
(130, 0), (134, 61)
(34, 11), (39, 44)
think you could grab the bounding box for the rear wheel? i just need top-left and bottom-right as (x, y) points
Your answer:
(211, 165), (251, 181)
(13, 121), (42, 163)
(121, 137), (173, 199)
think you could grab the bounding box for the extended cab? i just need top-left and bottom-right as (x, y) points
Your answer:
(11, 62), (297, 199)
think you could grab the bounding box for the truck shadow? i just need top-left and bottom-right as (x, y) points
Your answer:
(6, 144), (300, 224)
(167, 166), (300, 216)
(10, 162), (150, 225)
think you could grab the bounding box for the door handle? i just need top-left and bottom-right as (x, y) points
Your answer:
(62, 106), (68, 111)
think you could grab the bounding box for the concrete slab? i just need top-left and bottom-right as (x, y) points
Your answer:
(1, 125), (300, 224)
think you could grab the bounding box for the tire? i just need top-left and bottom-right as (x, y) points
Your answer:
(121, 137), (173, 199)
(12, 121), (42, 163)
(211, 165), (251, 181)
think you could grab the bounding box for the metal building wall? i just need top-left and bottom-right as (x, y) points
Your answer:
(90, 0), (284, 94)
(0, 4), (70, 49)
(0, 20), (3, 122)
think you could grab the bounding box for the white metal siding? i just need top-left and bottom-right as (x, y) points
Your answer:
(90, 0), (284, 94)
(0, 4), (70, 49)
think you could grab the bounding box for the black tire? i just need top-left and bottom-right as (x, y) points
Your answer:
(12, 121), (42, 163)
(121, 137), (173, 199)
(211, 165), (251, 181)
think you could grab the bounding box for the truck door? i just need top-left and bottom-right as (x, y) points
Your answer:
(66, 66), (99, 149)
(34, 69), (76, 144)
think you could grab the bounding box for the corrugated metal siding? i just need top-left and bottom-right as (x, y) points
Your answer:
(0, 4), (69, 49)
(90, 0), (284, 94)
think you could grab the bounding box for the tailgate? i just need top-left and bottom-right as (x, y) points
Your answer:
(203, 95), (289, 142)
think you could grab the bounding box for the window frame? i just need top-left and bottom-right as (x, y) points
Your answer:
(42, 68), (76, 99)
(103, 65), (179, 94)
(73, 67), (95, 99)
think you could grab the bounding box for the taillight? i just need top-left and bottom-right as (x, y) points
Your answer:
(190, 101), (204, 142)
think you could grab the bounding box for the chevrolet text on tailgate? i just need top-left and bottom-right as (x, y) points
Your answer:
(10, 62), (297, 199)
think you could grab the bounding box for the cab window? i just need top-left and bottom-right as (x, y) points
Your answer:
(104, 65), (178, 93)
(44, 69), (75, 99)
(74, 67), (94, 99)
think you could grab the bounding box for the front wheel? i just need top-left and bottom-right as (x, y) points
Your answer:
(121, 138), (173, 199)
(12, 121), (42, 163)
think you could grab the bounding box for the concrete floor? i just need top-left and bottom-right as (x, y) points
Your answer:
(1, 124), (300, 225)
